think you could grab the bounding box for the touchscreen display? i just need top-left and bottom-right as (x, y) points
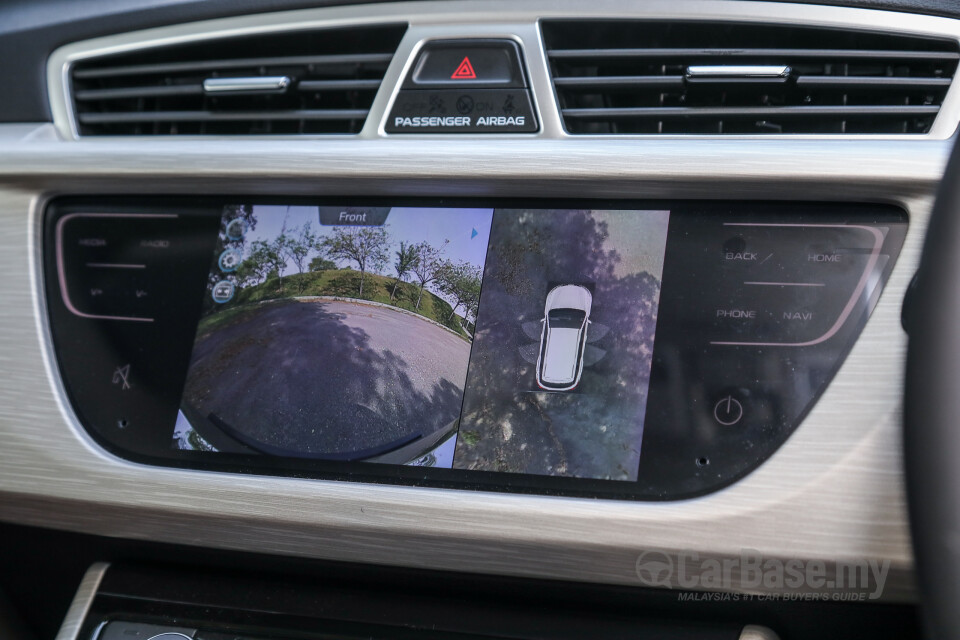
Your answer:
(174, 205), (670, 481)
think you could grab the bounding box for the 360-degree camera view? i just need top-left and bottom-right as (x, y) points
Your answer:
(452, 209), (670, 480)
(174, 205), (670, 480)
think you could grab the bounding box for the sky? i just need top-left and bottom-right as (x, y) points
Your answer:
(246, 205), (494, 275)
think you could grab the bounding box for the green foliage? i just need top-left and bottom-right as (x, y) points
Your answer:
(410, 239), (448, 310)
(204, 212), (477, 338)
(187, 428), (217, 452)
(283, 223), (318, 293)
(214, 269), (471, 339)
(309, 256), (336, 272)
(237, 223), (318, 294)
(321, 226), (390, 296)
(435, 259), (483, 323)
(390, 241), (420, 302)
(195, 304), (256, 339)
(237, 240), (277, 287)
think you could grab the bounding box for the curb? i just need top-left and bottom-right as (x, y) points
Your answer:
(256, 295), (471, 341)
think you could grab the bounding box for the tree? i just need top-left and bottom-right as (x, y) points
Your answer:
(410, 240), (448, 310)
(390, 241), (419, 302)
(309, 256), (336, 272)
(322, 227), (390, 297)
(238, 237), (288, 294)
(266, 234), (290, 293)
(436, 259), (483, 324)
(283, 223), (317, 294)
(236, 240), (276, 287)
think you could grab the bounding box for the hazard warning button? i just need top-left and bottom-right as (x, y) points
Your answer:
(451, 57), (477, 80)
(406, 40), (527, 89)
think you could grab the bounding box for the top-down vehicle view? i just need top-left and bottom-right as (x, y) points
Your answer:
(536, 284), (593, 390)
(5, 0), (960, 639)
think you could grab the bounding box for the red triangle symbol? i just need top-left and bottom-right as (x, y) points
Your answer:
(451, 57), (477, 80)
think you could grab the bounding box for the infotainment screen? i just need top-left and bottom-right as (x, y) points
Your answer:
(46, 198), (908, 499)
(173, 205), (670, 481)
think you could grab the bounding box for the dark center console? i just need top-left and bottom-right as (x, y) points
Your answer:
(67, 562), (785, 640)
(43, 199), (906, 500)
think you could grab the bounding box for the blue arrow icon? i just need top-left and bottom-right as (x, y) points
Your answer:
(471, 228), (478, 239)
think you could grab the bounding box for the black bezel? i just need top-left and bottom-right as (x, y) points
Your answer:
(43, 197), (908, 501)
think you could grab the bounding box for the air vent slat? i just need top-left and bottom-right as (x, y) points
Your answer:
(75, 85), (204, 101)
(562, 105), (942, 119)
(296, 79), (384, 91)
(795, 76), (953, 88)
(548, 48), (960, 61)
(78, 109), (370, 124)
(553, 76), (685, 89)
(70, 24), (406, 136)
(72, 53), (397, 80)
(543, 21), (959, 135)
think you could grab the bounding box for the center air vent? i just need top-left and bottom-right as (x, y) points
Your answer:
(70, 24), (407, 136)
(542, 21), (959, 135)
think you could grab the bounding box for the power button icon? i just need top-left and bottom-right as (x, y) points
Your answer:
(713, 395), (744, 426)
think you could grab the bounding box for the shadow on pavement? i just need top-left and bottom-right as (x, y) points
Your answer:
(182, 300), (465, 458)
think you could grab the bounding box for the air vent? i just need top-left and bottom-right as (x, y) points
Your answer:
(70, 24), (407, 136)
(542, 21), (959, 135)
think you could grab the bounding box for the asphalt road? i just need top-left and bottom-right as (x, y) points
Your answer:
(182, 299), (471, 456)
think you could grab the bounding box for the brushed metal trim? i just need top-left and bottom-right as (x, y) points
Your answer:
(0, 136), (949, 191)
(55, 562), (109, 640)
(46, 0), (960, 141)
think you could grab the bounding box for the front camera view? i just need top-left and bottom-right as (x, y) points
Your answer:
(175, 206), (669, 481)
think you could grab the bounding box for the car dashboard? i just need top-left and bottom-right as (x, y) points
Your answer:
(0, 1), (956, 639)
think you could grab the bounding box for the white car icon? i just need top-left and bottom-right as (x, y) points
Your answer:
(536, 284), (593, 391)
